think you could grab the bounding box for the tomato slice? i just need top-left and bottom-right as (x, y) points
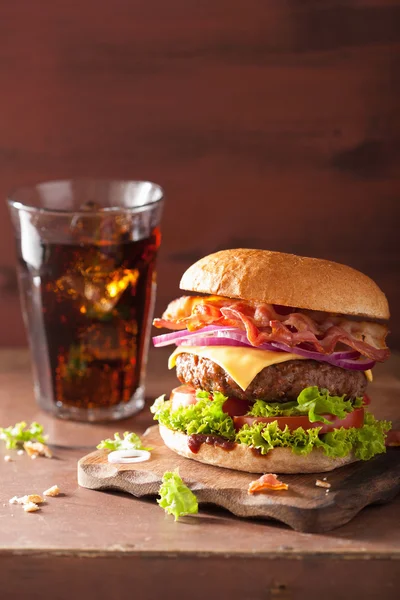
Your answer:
(170, 385), (198, 411)
(222, 397), (251, 417)
(233, 407), (365, 434)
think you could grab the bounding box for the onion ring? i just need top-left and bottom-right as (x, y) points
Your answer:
(107, 449), (151, 464)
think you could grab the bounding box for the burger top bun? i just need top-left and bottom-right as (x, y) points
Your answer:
(180, 249), (389, 321)
(159, 425), (357, 474)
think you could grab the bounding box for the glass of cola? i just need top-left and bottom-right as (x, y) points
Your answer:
(8, 179), (164, 421)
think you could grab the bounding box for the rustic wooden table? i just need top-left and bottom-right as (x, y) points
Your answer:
(0, 348), (399, 600)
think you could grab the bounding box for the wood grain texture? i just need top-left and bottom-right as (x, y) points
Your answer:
(2, 556), (400, 600)
(78, 425), (400, 533)
(0, 1), (399, 348)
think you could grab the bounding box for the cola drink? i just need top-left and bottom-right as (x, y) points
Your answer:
(8, 179), (164, 421)
(40, 231), (160, 409)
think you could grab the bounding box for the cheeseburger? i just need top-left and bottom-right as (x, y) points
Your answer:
(151, 249), (391, 473)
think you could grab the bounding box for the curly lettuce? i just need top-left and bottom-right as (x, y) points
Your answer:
(157, 469), (198, 520)
(152, 388), (390, 461)
(236, 420), (320, 456)
(151, 391), (236, 441)
(236, 413), (390, 460)
(248, 386), (364, 424)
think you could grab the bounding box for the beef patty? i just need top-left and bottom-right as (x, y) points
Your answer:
(175, 354), (367, 402)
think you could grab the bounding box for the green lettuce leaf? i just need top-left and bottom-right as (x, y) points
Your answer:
(152, 386), (390, 461)
(236, 412), (390, 460)
(0, 421), (47, 450)
(97, 431), (152, 451)
(157, 469), (198, 520)
(236, 421), (322, 455)
(249, 400), (297, 417)
(248, 386), (364, 424)
(152, 391), (236, 441)
(330, 412), (390, 461)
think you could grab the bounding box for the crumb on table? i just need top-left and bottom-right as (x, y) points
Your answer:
(43, 485), (60, 497)
(9, 494), (44, 505)
(23, 502), (40, 513)
(26, 494), (44, 504)
(24, 441), (52, 459)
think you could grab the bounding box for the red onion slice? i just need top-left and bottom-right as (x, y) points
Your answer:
(327, 356), (376, 370)
(270, 342), (374, 369)
(179, 337), (251, 348)
(325, 350), (360, 360)
(270, 342), (358, 361)
(152, 325), (237, 347)
(154, 326), (375, 371)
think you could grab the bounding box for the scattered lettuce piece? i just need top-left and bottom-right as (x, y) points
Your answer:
(248, 386), (364, 424)
(0, 421), (47, 450)
(97, 431), (152, 451)
(157, 469), (198, 520)
(152, 391), (235, 440)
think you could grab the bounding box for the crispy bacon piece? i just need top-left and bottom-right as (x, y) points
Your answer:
(153, 295), (390, 362)
(248, 473), (289, 494)
(153, 296), (204, 330)
(385, 430), (400, 447)
(153, 296), (227, 330)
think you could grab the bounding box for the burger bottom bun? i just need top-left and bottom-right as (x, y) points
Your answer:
(159, 425), (358, 474)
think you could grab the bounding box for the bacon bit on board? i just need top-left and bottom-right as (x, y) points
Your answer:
(248, 473), (289, 494)
(385, 430), (400, 447)
(316, 479), (331, 489)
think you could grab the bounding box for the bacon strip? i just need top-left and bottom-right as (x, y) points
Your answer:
(248, 473), (289, 493)
(222, 307), (389, 361)
(153, 296), (228, 330)
(153, 296), (390, 362)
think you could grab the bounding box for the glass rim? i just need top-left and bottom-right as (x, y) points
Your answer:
(7, 178), (164, 216)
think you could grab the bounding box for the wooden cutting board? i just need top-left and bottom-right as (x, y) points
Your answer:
(78, 425), (400, 533)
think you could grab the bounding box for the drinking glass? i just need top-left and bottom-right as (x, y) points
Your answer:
(8, 179), (164, 422)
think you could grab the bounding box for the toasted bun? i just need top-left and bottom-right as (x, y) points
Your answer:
(159, 425), (357, 474)
(180, 249), (389, 321)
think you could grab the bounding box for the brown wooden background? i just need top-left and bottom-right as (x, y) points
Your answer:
(0, 0), (399, 347)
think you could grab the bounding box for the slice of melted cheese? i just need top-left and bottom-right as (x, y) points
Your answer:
(169, 346), (373, 391)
